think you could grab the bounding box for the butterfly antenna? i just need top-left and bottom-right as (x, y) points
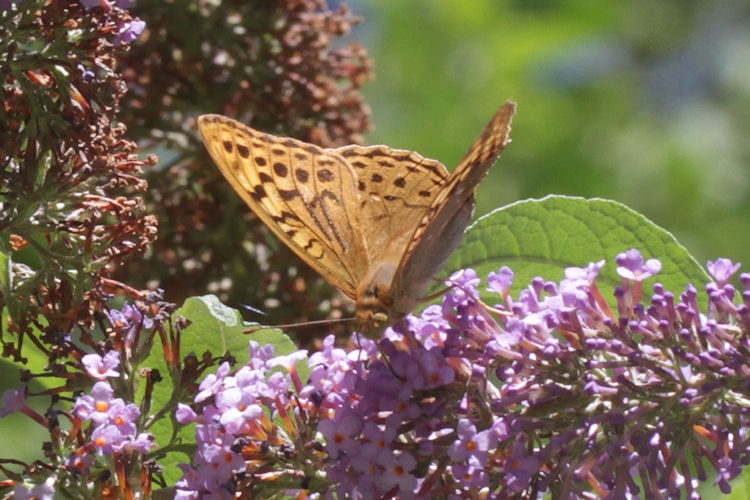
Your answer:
(421, 283), (452, 302)
(244, 316), (357, 334)
(241, 304), (268, 316)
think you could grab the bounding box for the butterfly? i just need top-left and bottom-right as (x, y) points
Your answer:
(198, 101), (516, 336)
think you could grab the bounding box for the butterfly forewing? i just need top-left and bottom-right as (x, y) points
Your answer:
(332, 144), (450, 262)
(395, 101), (517, 299)
(198, 114), (367, 299)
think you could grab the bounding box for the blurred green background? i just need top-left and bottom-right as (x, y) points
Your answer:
(349, 0), (750, 267)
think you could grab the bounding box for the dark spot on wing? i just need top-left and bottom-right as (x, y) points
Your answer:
(424, 163), (444, 177)
(251, 185), (266, 201)
(273, 162), (288, 177)
(317, 169), (334, 183)
(259, 172), (272, 183)
(222, 141), (233, 153)
(279, 189), (300, 200)
(320, 189), (339, 202)
(255, 157), (267, 166)
(272, 211), (301, 223)
(295, 168), (309, 183)
(237, 144), (250, 158)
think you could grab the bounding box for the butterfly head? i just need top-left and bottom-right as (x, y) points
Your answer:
(355, 261), (423, 335)
(355, 289), (392, 335)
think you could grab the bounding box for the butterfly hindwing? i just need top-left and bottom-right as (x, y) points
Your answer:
(331, 144), (450, 264)
(394, 101), (517, 301)
(198, 115), (367, 299)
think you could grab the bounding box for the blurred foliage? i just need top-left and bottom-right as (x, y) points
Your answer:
(0, 0), (158, 472)
(354, 0), (750, 271)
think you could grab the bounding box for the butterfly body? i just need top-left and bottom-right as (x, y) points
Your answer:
(198, 101), (516, 335)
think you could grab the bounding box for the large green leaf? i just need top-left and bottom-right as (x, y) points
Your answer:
(437, 196), (709, 301)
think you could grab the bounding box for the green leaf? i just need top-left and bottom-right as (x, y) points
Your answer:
(145, 295), (303, 484)
(175, 295), (301, 367)
(0, 241), (11, 308)
(437, 195), (709, 301)
(0, 240), (22, 329)
(0, 360), (56, 464)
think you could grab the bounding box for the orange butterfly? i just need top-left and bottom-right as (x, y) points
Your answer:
(199, 101), (515, 335)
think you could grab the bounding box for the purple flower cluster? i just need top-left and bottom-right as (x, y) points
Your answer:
(305, 326), (488, 497)
(0, 300), (168, 496)
(10, 477), (55, 500)
(175, 249), (750, 498)
(108, 302), (154, 356)
(174, 343), (311, 498)
(0, 386), (27, 417)
(113, 19), (145, 45)
(69, 352), (153, 472)
(0, 292), (168, 498)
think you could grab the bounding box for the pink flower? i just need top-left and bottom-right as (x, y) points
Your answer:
(82, 351), (120, 380)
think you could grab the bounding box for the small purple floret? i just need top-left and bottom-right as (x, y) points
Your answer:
(616, 248), (662, 281)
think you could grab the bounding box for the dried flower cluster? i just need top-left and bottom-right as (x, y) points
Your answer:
(2, 294), (181, 498)
(0, 0), (156, 359)
(173, 250), (750, 499)
(116, 0), (374, 334)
